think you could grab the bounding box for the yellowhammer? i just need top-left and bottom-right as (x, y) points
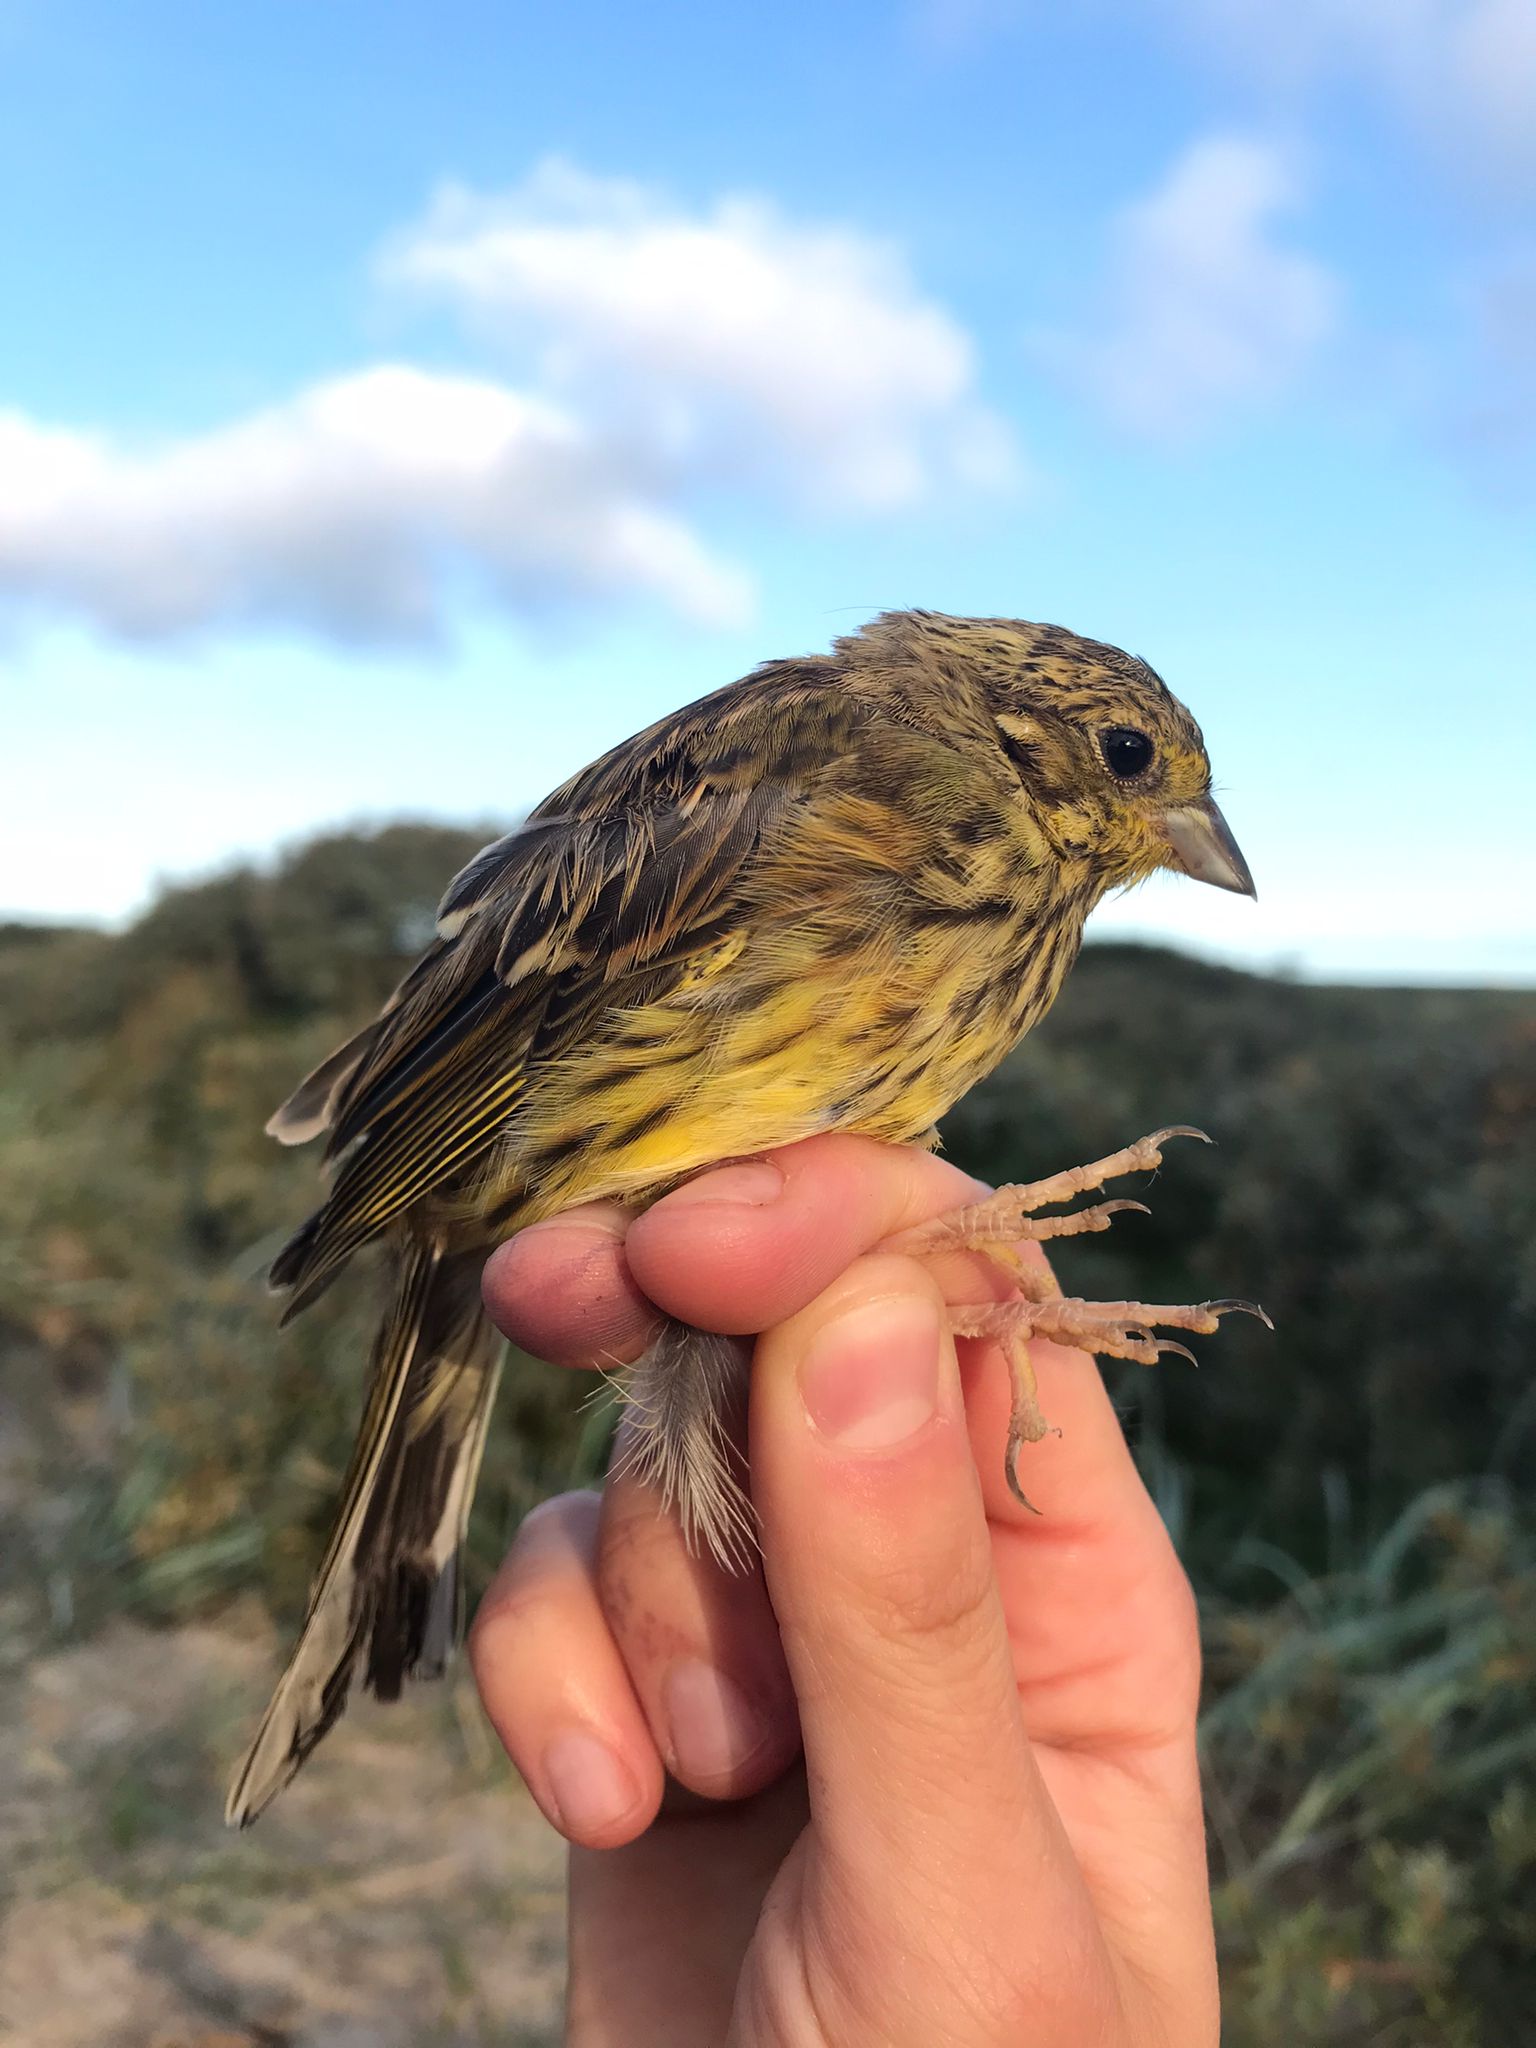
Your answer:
(227, 609), (1265, 1825)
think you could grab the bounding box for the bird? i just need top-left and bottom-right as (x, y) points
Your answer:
(226, 608), (1262, 1826)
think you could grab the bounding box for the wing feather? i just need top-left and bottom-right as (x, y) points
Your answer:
(271, 666), (865, 1307)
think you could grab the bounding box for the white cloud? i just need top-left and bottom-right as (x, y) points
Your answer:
(0, 164), (1011, 649)
(1039, 136), (1338, 438)
(910, 2), (1536, 180)
(1159, 0), (1536, 179)
(0, 367), (750, 643)
(1443, 0), (1536, 177)
(381, 159), (1018, 511)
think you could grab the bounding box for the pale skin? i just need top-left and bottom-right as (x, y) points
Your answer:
(472, 1134), (1220, 2047)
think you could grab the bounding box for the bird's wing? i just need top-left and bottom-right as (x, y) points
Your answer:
(269, 668), (864, 1309)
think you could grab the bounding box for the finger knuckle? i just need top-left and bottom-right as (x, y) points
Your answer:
(855, 1538), (998, 1655)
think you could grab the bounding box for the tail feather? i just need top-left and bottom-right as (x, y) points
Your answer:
(363, 1310), (503, 1697)
(226, 1241), (501, 1827)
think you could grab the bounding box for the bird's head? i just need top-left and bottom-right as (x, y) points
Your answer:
(849, 611), (1255, 901)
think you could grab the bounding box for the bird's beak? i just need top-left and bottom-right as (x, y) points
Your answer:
(1159, 798), (1256, 899)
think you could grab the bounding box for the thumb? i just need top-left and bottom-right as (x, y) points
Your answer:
(749, 1255), (1105, 2033)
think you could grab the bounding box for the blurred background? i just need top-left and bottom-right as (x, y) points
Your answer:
(2, 4), (1533, 2043)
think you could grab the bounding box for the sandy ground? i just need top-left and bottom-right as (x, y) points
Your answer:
(0, 1604), (567, 2047)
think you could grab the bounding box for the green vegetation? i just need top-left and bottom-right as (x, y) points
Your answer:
(3, 824), (1533, 2042)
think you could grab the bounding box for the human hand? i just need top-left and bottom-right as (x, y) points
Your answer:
(474, 1135), (1218, 2047)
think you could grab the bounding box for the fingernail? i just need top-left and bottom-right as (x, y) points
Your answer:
(800, 1291), (944, 1453)
(542, 1729), (639, 1838)
(663, 1658), (766, 1782)
(664, 1160), (784, 1210)
(516, 1211), (629, 1251)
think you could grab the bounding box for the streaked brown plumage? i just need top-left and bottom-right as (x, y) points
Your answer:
(227, 610), (1256, 1825)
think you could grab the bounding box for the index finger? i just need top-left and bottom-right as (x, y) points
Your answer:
(624, 1133), (985, 1332)
(481, 1134), (985, 1368)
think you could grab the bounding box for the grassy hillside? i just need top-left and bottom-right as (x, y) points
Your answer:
(3, 825), (1533, 2044)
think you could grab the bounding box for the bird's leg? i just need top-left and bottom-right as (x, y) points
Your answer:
(949, 1295), (1051, 1504)
(893, 1129), (1271, 1507)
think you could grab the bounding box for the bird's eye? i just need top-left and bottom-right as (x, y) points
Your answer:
(1100, 727), (1154, 779)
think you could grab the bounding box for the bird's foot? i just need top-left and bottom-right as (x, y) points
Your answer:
(949, 1293), (1271, 1510)
(890, 1125), (1211, 1275)
(891, 1129), (1271, 1508)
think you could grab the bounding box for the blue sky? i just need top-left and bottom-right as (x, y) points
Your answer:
(2, 0), (1533, 980)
